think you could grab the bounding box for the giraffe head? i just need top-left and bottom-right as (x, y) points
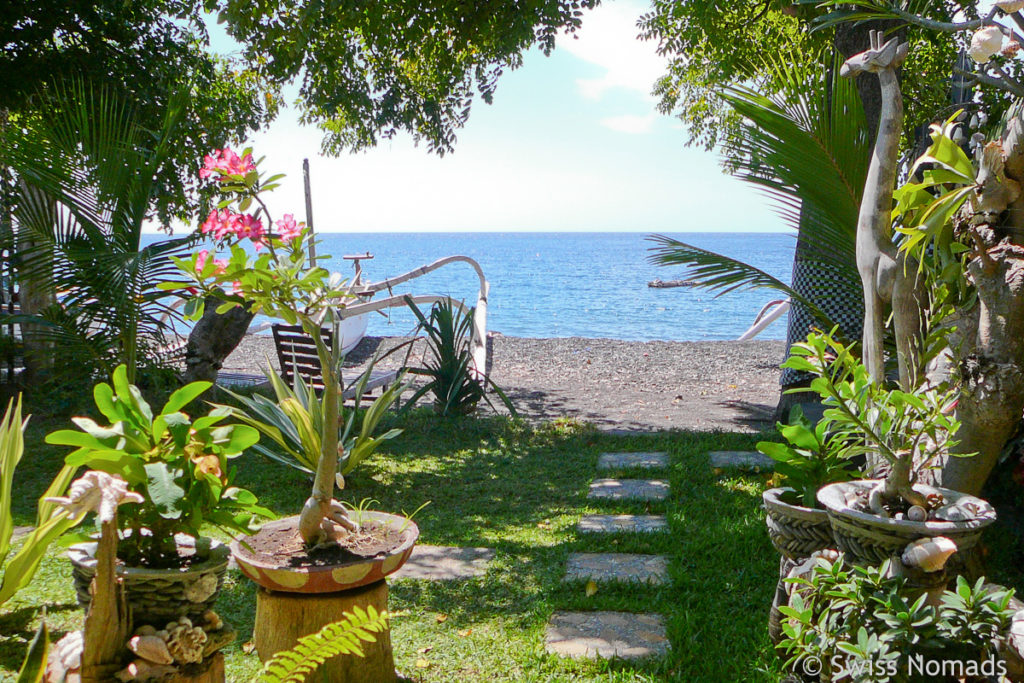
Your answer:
(840, 29), (909, 77)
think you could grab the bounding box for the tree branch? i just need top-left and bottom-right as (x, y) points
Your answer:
(954, 67), (1024, 97)
(883, 5), (997, 33)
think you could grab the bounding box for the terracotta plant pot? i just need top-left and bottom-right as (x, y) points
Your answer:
(68, 535), (229, 627)
(763, 487), (833, 560)
(230, 511), (419, 594)
(817, 480), (996, 567)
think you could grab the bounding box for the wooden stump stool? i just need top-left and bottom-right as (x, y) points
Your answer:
(254, 580), (395, 683)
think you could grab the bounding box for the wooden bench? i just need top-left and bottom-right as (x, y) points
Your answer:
(271, 324), (398, 400)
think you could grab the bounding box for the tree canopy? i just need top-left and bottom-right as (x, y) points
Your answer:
(638, 1), (964, 152)
(2, 0), (600, 219)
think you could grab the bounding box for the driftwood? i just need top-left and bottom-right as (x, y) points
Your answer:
(842, 31), (924, 392)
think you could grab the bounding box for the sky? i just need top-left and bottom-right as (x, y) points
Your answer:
(203, 1), (787, 234)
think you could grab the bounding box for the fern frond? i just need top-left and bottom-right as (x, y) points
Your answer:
(255, 606), (390, 683)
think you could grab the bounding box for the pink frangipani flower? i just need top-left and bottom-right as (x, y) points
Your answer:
(199, 147), (256, 180)
(276, 214), (304, 242)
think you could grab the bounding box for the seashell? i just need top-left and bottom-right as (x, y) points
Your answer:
(934, 503), (974, 522)
(906, 505), (928, 522)
(818, 549), (840, 563)
(183, 573), (218, 602)
(901, 536), (958, 572)
(202, 609), (223, 631)
(842, 489), (862, 508)
(997, 0), (1024, 13)
(127, 634), (174, 665)
(44, 470), (144, 523)
(167, 621), (208, 664)
(970, 25), (1005, 64)
(1010, 611), (1024, 659)
(114, 658), (177, 682)
(52, 631), (83, 671)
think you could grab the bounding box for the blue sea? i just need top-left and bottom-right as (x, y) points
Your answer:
(147, 232), (796, 342)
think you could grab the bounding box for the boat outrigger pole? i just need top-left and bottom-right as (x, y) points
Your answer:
(303, 158), (316, 263)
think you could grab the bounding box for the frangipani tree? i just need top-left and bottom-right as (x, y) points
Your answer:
(164, 149), (359, 547)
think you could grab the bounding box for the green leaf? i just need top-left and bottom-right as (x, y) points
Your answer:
(93, 382), (124, 422)
(144, 462), (185, 519)
(64, 450), (146, 483)
(162, 381), (213, 414)
(15, 620), (48, 683)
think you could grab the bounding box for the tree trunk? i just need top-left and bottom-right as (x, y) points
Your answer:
(14, 180), (56, 385)
(254, 581), (395, 683)
(181, 296), (254, 384)
(931, 115), (1024, 495)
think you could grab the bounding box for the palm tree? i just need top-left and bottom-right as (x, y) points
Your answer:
(648, 51), (869, 416)
(1, 79), (197, 386)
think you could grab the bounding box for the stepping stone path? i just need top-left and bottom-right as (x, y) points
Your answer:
(11, 526), (32, 542)
(565, 553), (667, 585)
(597, 452), (669, 470)
(578, 514), (666, 534)
(393, 545), (495, 580)
(546, 611), (669, 659)
(547, 451), (670, 660)
(709, 450), (774, 472)
(588, 479), (669, 502)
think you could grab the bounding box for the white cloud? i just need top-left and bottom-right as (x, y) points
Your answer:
(601, 113), (657, 134)
(560, 1), (666, 100)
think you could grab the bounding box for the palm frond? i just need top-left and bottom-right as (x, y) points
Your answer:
(648, 50), (867, 335)
(1, 79), (196, 379)
(719, 51), (867, 269)
(647, 234), (835, 330)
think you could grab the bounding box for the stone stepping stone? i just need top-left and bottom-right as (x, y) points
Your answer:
(597, 452), (668, 471)
(392, 545), (495, 580)
(546, 611), (669, 659)
(565, 552), (668, 585)
(11, 526), (32, 541)
(709, 450), (774, 472)
(578, 514), (667, 534)
(588, 479), (669, 502)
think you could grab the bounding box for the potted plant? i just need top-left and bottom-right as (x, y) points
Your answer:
(44, 366), (271, 626)
(221, 354), (406, 480)
(758, 404), (858, 645)
(758, 405), (858, 561)
(778, 552), (1020, 682)
(785, 330), (996, 568)
(165, 148), (418, 680)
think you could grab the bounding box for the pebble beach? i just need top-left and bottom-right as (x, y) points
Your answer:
(224, 334), (787, 433)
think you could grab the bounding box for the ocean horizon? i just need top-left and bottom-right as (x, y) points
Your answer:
(144, 231), (795, 342)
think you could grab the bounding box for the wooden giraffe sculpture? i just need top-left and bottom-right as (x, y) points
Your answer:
(841, 30), (922, 389)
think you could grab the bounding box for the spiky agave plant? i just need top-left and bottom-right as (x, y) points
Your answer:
(403, 297), (515, 417)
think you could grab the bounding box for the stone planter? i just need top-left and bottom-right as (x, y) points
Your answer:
(763, 487), (834, 560)
(68, 535), (229, 627)
(231, 511), (419, 683)
(817, 480), (997, 567)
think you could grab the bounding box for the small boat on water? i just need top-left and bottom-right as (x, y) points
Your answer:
(648, 278), (697, 288)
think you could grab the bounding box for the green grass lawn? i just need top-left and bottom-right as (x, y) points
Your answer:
(2, 410), (1022, 682)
